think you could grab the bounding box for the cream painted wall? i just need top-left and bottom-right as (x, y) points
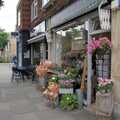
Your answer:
(112, 9), (120, 117)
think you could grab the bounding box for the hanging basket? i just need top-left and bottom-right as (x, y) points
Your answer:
(99, 0), (111, 30)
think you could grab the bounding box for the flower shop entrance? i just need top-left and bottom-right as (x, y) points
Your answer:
(87, 1), (112, 114)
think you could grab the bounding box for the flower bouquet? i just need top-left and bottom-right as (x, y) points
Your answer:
(36, 64), (48, 78)
(87, 37), (112, 55)
(96, 78), (113, 94)
(43, 82), (59, 107)
(36, 60), (55, 78)
(36, 60), (53, 89)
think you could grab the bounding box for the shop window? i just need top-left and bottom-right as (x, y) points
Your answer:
(40, 42), (47, 60)
(55, 24), (87, 67)
(31, 0), (38, 21)
(17, 11), (21, 26)
(33, 43), (40, 65)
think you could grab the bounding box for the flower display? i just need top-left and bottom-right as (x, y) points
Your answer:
(59, 80), (74, 88)
(96, 78), (113, 94)
(43, 82), (59, 103)
(60, 94), (78, 110)
(87, 37), (112, 54)
(36, 63), (48, 78)
(36, 60), (55, 78)
(58, 73), (74, 88)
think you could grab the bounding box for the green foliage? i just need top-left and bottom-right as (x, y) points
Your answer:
(60, 94), (78, 110)
(49, 75), (59, 83)
(96, 79), (113, 94)
(0, 31), (9, 49)
(65, 67), (78, 79)
(96, 82), (113, 93)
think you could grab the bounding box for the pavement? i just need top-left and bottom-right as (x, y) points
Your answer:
(0, 63), (96, 120)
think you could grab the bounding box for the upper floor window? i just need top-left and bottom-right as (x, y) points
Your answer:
(31, 0), (38, 21)
(18, 11), (21, 26)
(42, 0), (50, 7)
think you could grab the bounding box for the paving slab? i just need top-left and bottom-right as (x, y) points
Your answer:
(0, 63), (96, 120)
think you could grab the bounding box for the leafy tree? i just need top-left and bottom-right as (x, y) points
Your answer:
(0, 31), (9, 49)
(0, 0), (3, 7)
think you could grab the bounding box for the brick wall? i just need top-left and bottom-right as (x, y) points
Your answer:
(17, 0), (31, 30)
(31, 0), (75, 28)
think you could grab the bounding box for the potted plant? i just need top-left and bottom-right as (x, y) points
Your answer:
(60, 94), (78, 110)
(96, 78), (113, 117)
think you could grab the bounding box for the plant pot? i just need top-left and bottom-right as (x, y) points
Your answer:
(96, 92), (113, 117)
(59, 88), (73, 94)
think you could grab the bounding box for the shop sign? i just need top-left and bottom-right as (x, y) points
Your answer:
(111, 0), (120, 10)
(51, 0), (104, 28)
(30, 21), (45, 37)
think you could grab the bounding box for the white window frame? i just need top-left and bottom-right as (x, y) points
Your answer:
(42, 0), (50, 7)
(31, 0), (38, 21)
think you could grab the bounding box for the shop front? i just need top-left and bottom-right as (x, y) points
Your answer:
(28, 21), (48, 65)
(45, 0), (111, 109)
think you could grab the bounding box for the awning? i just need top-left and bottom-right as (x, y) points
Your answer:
(28, 33), (46, 44)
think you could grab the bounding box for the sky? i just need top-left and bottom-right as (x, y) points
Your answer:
(0, 0), (19, 32)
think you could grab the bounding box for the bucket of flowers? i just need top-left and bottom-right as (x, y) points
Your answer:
(36, 60), (55, 91)
(59, 74), (74, 94)
(96, 78), (113, 117)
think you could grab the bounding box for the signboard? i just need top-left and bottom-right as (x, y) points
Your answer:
(111, 0), (120, 10)
(30, 21), (45, 37)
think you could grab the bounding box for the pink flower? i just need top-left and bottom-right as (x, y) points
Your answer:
(87, 37), (112, 54)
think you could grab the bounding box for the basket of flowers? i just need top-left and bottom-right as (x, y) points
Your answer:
(87, 37), (112, 55)
(96, 78), (113, 117)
